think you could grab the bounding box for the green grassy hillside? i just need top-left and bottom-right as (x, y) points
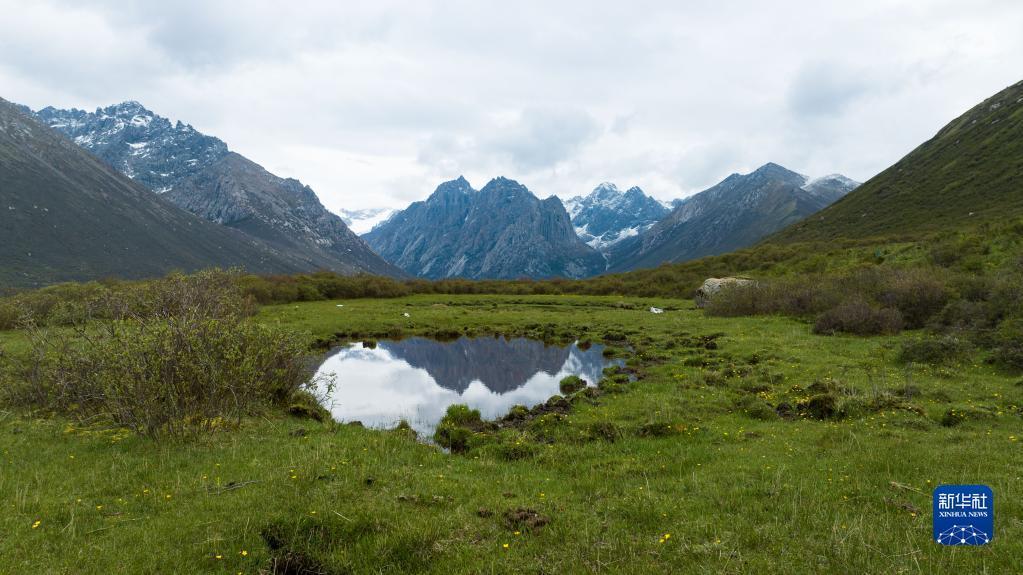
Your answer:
(773, 79), (1023, 243)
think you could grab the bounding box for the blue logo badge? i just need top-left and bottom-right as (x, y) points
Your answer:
(933, 484), (993, 545)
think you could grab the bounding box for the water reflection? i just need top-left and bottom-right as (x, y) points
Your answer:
(313, 336), (617, 436)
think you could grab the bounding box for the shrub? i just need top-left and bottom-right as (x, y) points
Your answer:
(898, 335), (972, 365)
(992, 318), (1023, 373)
(0, 302), (19, 330)
(5, 318), (308, 437)
(1, 271), (309, 438)
(813, 298), (904, 336)
(559, 375), (586, 395)
(875, 268), (950, 329)
(434, 404), (488, 452)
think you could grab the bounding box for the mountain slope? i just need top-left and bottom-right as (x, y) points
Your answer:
(607, 163), (854, 272)
(774, 79), (1023, 243)
(364, 177), (606, 279)
(564, 183), (669, 250)
(166, 153), (403, 276)
(35, 101), (399, 276)
(0, 98), (307, 288)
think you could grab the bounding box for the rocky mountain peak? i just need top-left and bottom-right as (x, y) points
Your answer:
(607, 162), (853, 272)
(364, 178), (605, 280)
(35, 102), (228, 193)
(567, 182), (669, 251)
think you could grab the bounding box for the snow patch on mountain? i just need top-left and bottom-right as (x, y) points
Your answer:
(568, 183), (669, 251)
(338, 207), (397, 235)
(33, 102), (229, 194)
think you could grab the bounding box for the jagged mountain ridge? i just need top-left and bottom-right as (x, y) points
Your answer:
(35, 101), (401, 277)
(607, 163), (857, 272)
(364, 177), (606, 279)
(564, 183), (669, 251)
(0, 98), (309, 288)
(167, 153), (404, 276)
(35, 102), (227, 194)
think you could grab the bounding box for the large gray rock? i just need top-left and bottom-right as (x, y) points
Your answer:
(695, 277), (756, 308)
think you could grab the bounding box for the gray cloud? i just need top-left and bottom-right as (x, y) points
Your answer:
(786, 62), (871, 119)
(481, 108), (603, 172)
(1, 0), (1022, 209)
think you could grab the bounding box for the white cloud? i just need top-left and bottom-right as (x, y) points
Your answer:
(1, 0), (1022, 209)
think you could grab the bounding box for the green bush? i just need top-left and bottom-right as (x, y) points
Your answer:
(1, 271), (308, 438)
(559, 375), (586, 394)
(876, 268), (950, 329)
(0, 302), (19, 330)
(5, 318), (307, 437)
(813, 298), (903, 336)
(992, 318), (1023, 373)
(898, 335), (972, 365)
(434, 404), (488, 452)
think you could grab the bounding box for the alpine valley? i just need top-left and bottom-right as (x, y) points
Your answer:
(2, 7), (1023, 572)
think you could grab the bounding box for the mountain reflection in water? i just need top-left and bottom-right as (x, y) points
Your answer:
(313, 336), (617, 436)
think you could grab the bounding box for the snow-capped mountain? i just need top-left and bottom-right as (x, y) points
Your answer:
(564, 183), (669, 251)
(800, 173), (860, 204)
(338, 208), (397, 235)
(34, 101), (402, 277)
(34, 102), (228, 194)
(608, 163), (857, 272)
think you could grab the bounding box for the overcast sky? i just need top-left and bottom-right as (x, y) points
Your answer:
(2, 0), (1021, 212)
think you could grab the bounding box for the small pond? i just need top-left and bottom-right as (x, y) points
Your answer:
(312, 336), (621, 436)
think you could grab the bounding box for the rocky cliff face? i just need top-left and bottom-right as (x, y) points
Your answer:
(35, 101), (401, 276)
(167, 153), (404, 276)
(607, 163), (855, 272)
(564, 183), (669, 251)
(34, 102), (227, 194)
(364, 177), (607, 279)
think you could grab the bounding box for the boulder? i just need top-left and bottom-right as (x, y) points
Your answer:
(695, 277), (755, 308)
